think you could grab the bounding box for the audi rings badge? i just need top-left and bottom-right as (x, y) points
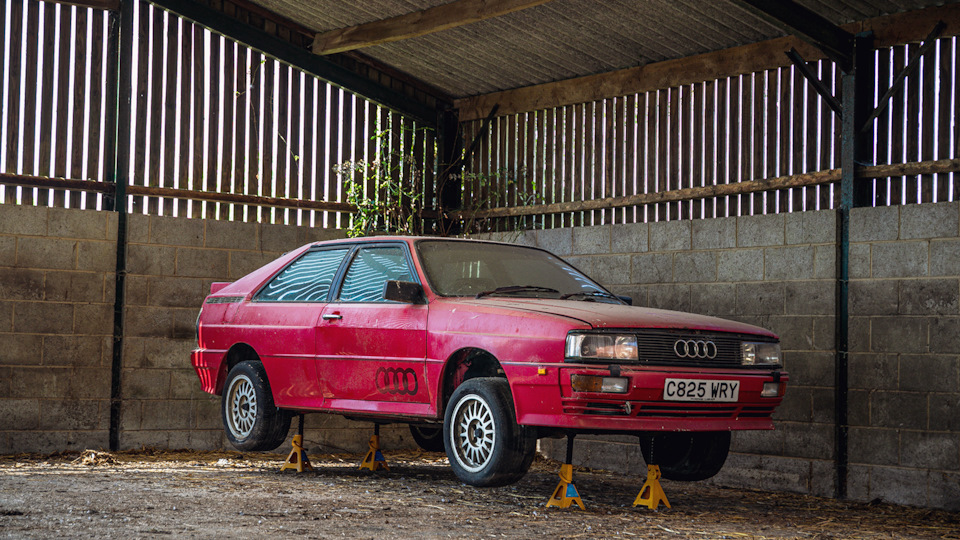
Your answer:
(376, 367), (419, 395)
(673, 339), (718, 359)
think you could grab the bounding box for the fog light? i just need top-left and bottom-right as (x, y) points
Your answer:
(761, 381), (780, 397)
(571, 374), (629, 393)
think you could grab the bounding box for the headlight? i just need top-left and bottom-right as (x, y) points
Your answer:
(565, 333), (638, 361)
(742, 342), (781, 366)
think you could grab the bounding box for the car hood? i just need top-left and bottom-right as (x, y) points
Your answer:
(447, 298), (777, 338)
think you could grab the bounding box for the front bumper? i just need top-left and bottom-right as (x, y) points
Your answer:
(512, 364), (787, 432)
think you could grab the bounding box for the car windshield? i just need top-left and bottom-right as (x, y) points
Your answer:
(417, 240), (619, 303)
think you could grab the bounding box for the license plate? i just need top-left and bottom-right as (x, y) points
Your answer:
(663, 378), (740, 402)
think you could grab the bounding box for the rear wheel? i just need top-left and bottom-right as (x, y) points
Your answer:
(638, 431), (731, 481)
(443, 377), (536, 487)
(409, 425), (445, 452)
(222, 360), (291, 451)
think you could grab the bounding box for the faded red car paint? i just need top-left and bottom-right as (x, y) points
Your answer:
(192, 236), (787, 482)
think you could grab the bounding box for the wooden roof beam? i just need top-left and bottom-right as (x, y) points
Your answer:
(730, 0), (855, 71)
(312, 0), (555, 55)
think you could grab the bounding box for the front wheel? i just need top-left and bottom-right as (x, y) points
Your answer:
(443, 377), (536, 487)
(638, 431), (731, 481)
(221, 360), (292, 451)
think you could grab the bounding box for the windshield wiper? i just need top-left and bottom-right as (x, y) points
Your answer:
(559, 291), (622, 302)
(476, 285), (559, 299)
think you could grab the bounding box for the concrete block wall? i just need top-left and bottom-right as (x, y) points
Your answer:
(0, 205), (118, 453)
(480, 204), (958, 510)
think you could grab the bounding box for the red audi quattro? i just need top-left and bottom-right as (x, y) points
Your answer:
(191, 237), (788, 486)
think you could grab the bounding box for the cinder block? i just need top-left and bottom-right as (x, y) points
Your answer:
(848, 427), (899, 466)
(808, 459), (837, 497)
(729, 429), (784, 455)
(57, 367), (111, 400)
(780, 422), (834, 459)
(0, 204), (47, 235)
(124, 306), (171, 338)
(228, 251), (278, 279)
(736, 282), (784, 315)
(786, 209), (836, 245)
(783, 351), (833, 387)
(123, 369), (171, 399)
(119, 430), (170, 450)
(196, 396), (222, 430)
(148, 277), (205, 308)
(928, 471), (960, 511)
(0, 267), (44, 301)
(849, 280), (898, 316)
(930, 317), (960, 354)
(47, 207), (108, 240)
(124, 275), (149, 306)
(812, 316), (835, 350)
(899, 355), (959, 392)
(785, 281), (833, 315)
(38, 399), (103, 430)
(900, 431), (960, 469)
(260, 223), (299, 252)
(871, 316), (928, 354)
(929, 393), (960, 431)
(849, 243), (871, 278)
(205, 219), (258, 250)
(43, 270), (105, 303)
(849, 353), (898, 390)
(16, 237), (77, 270)
(569, 255), (630, 286)
(868, 466), (929, 506)
(0, 236), (16, 264)
(673, 251), (716, 283)
(765, 246), (815, 280)
(810, 387), (835, 423)
(8, 366), (60, 398)
(175, 247), (229, 278)
(899, 278), (959, 315)
(851, 205), (898, 242)
(150, 214), (204, 247)
(167, 429), (224, 451)
(766, 315), (812, 350)
(0, 399), (40, 429)
(171, 310), (199, 340)
(13, 302), (74, 335)
(630, 252), (673, 284)
(74, 303), (113, 336)
(871, 241), (928, 278)
(125, 213), (149, 244)
(687, 283), (737, 317)
(849, 316), (870, 352)
(120, 400), (142, 431)
(814, 245), (836, 279)
(143, 338), (195, 370)
(536, 227), (573, 256)
(646, 284), (691, 312)
(847, 464), (871, 502)
(76, 240), (115, 272)
(41, 335), (104, 367)
(774, 387), (811, 422)
(572, 225), (610, 255)
(298, 226), (346, 245)
(611, 222), (648, 253)
(692, 216), (736, 250)
(171, 368), (204, 399)
(737, 213), (784, 247)
(900, 202), (959, 240)
(930, 240), (960, 277)
(717, 249), (764, 282)
(8, 430), (109, 454)
(870, 390), (928, 428)
(848, 389), (870, 426)
(0, 301), (12, 332)
(649, 220), (691, 251)
(125, 244), (176, 276)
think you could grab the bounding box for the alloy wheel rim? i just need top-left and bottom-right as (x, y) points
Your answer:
(226, 374), (257, 439)
(451, 395), (495, 473)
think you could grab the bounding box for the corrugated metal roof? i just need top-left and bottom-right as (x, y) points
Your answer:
(248, 0), (958, 98)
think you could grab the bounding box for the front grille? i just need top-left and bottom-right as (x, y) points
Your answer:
(561, 399), (776, 420)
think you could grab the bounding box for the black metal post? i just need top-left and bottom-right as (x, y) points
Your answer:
(107, 0), (135, 452)
(437, 108), (463, 235)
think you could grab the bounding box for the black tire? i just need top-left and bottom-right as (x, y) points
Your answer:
(443, 377), (536, 487)
(638, 431), (731, 481)
(221, 360), (292, 452)
(409, 425), (445, 452)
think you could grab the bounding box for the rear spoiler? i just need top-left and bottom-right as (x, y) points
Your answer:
(209, 282), (231, 294)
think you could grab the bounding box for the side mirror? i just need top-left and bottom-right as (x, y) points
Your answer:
(617, 295), (633, 306)
(384, 280), (424, 304)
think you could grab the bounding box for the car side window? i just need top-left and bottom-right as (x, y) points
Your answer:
(256, 248), (349, 302)
(338, 246), (414, 302)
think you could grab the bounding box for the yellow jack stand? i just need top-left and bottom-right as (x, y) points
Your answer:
(359, 425), (389, 472)
(546, 463), (585, 509)
(280, 434), (314, 473)
(633, 464), (671, 510)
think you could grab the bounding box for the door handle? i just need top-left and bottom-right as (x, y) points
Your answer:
(322, 313), (342, 320)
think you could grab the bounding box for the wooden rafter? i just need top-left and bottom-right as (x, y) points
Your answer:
(312, 0), (555, 55)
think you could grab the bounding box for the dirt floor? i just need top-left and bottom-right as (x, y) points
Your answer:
(0, 450), (957, 539)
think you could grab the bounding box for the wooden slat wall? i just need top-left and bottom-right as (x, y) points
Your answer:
(461, 36), (960, 229)
(0, 0), (432, 229)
